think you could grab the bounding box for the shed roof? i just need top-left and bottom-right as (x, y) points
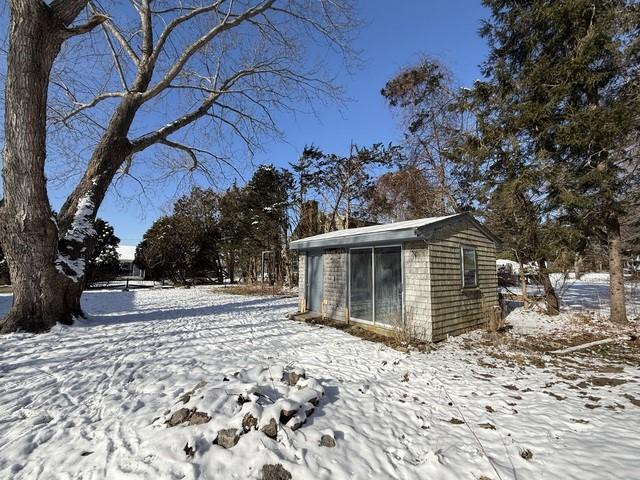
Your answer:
(289, 213), (500, 250)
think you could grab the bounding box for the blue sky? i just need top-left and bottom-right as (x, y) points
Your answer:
(21, 1), (490, 246)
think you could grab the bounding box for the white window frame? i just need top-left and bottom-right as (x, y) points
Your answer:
(460, 245), (478, 288)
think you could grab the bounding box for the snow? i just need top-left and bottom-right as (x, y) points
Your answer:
(505, 273), (640, 334)
(62, 194), (96, 243)
(0, 278), (639, 479)
(55, 194), (96, 281)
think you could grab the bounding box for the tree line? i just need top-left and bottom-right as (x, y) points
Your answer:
(136, 166), (292, 285)
(375, 0), (640, 323)
(0, 0), (638, 332)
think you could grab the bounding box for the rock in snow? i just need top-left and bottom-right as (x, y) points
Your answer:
(160, 363), (324, 451)
(215, 429), (240, 449)
(319, 433), (336, 448)
(260, 418), (278, 440)
(262, 464), (292, 480)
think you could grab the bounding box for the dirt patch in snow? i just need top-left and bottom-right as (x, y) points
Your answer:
(214, 284), (297, 297)
(294, 315), (432, 353)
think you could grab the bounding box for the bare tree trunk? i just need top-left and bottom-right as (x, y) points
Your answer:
(607, 215), (627, 323)
(574, 253), (584, 280)
(538, 257), (560, 316)
(519, 269), (529, 309)
(0, 2), (86, 333)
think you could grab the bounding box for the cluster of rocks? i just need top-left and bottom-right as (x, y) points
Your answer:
(162, 365), (329, 453)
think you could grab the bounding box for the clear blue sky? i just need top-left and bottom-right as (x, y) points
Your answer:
(43, 1), (490, 246)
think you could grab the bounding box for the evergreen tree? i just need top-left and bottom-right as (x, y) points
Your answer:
(290, 145), (324, 238)
(84, 219), (121, 286)
(173, 187), (224, 283)
(474, 0), (640, 322)
(219, 183), (247, 284)
(137, 215), (201, 285)
(240, 165), (293, 284)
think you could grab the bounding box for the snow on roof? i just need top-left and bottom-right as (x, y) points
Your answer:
(117, 245), (137, 262)
(290, 214), (465, 250)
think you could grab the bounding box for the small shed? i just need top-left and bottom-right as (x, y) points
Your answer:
(289, 213), (500, 342)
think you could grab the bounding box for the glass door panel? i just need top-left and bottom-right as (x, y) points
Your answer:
(349, 248), (373, 321)
(374, 247), (402, 326)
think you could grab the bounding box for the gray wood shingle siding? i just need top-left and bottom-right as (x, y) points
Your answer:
(298, 251), (306, 311)
(323, 249), (348, 320)
(403, 241), (432, 341)
(428, 220), (498, 341)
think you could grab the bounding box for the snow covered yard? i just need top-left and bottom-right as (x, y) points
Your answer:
(0, 283), (639, 480)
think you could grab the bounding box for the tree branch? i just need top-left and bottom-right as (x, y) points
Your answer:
(159, 139), (199, 171)
(130, 65), (263, 151)
(95, 20), (131, 90)
(150, 0), (227, 70)
(60, 13), (108, 38)
(55, 92), (125, 124)
(89, 2), (140, 65)
(139, 0), (153, 59)
(158, 139), (246, 180)
(141, 0), (275, 102)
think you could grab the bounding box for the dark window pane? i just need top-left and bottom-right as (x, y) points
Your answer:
(350, 249), (373, 321)
(462, 247), (477, 287)
(374, 247), (402, 326)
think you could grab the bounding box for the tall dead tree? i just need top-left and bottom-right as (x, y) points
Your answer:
(0, 0), (356, 333)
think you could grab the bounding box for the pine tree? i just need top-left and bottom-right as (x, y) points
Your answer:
(84, 219), (121, 286)
(241, 165), (293, 284)
(476, 0), (640, 322)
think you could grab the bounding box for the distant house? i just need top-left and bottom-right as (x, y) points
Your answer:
(290, 213), (500, 342)
(497, 259), (520, 274)
(117, 245), (145, 278)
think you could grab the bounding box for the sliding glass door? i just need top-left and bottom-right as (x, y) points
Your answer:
(374, 247), (402, 326)
(349, 246), (402, 326)
(349, 248), (373, 321)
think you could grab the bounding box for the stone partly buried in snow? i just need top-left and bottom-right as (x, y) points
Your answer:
(262, 464), (292, 480)
(282, 367), (306, 386)
(215, 428), (240, 449)
(165, 407), (211, 427)
(319, 433), (336, 448)
(260, 418), (278, 439)
(161, 365), (325, 448)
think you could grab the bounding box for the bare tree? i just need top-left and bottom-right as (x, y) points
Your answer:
(382, 58), (467, 215)
(0, 0), (357, 333)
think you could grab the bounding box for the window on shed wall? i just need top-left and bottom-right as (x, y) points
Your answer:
(461, 246), (477, 288)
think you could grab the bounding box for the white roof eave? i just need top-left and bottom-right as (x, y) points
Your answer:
(289, 227), (422, 250)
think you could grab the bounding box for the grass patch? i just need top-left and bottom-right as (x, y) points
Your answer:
(291, 314), (432, 353)
(215, 284), (297, 297)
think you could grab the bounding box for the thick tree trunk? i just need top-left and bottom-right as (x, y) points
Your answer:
(0, 0), (115, 333)
(607, 216), (627, 324)
(0, 3), (75, 332)
(538, 257), (560, 316)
